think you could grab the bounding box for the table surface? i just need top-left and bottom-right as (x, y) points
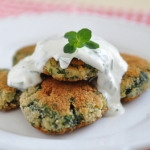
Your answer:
(18, 0), (150, 12)
(1, 0), (150, 26)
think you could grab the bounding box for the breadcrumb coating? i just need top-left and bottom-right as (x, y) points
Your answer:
(13, 45), (35, 66)
(0, 69), (21, 111)
(121, 53), (150, 102)
(20, 77), (108, 134)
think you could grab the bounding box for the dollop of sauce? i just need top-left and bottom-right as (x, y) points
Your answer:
(8, 34), (128, 116)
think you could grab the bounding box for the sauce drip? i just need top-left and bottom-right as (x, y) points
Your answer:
(8, 34), (128, 116)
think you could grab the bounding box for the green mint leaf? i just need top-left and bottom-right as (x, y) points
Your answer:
(64, 31), (77, 39)
(77, 42), (84, 48)
(68, 37), (77, 45)
(63, 43), (76, 54)
(85, 40), (99, 49)
(77, 28), (91, 42)
(64, 28), (100, 54)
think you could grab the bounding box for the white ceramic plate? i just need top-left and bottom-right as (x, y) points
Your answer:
(0, 12), (150, 150)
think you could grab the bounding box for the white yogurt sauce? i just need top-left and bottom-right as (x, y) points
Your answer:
(8, 34), (128, 116)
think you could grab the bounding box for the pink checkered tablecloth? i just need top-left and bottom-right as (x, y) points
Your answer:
(0, 0), (150, 26)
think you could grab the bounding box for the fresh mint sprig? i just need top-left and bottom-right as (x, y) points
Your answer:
(64, 28), (99, 54)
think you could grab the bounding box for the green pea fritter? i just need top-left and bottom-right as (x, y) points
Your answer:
(0, 69), (21, 111)
(121, 54), (150, 102)
(12, 45), (98, 81)
(43, 57), (98, 81)
(12, 45), (35, 66)
(20, 77), (108, 135)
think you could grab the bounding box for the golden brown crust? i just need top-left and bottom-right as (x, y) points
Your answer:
(0, 69), (20, 111)
(0, 69), (16, 92)
(13, 45), (35, 65)
(43, 57), (98, 81)
(37, 77), (104, 114)
(20, 77), (108, 134)
(120, 53), (150, 102)
(121, 53), (150, 78)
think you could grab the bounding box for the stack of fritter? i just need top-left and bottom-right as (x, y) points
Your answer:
(0, 45), (149, 135)
(16, 45), (108, 134)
